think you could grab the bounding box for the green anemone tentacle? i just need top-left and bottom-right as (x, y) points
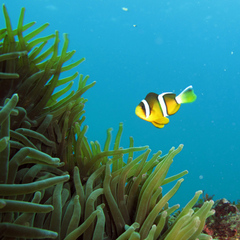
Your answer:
(0, 5), (214, 240)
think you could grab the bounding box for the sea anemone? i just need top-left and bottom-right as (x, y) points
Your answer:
(0, 4), (214, 240)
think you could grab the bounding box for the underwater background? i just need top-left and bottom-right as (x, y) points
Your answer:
(1, 0), (239, 208)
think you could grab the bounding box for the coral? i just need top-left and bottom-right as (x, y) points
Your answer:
(0, 4), (214, 240)
(203, 199), (240, 239)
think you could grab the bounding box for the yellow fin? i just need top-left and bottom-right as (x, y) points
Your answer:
(158, 117), (169, 125)
(152, 122), (165, 128)
(152, 117), (169, 128)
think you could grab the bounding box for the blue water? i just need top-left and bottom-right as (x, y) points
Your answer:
(1, 0), (240, 208)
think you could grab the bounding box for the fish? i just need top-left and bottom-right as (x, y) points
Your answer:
(135, 85), (197, 128)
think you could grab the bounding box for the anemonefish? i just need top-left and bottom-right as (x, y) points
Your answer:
(135, 85), (197, 128)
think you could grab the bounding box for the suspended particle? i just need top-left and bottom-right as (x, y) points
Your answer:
(122, 7), (128, 11)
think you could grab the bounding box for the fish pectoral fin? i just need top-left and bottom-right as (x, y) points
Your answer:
(152, 117), (169, 128)
(157, 117), (169, 125)
(152, 122), (165, 128)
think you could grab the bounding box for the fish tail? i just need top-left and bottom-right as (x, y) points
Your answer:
(176, 85), (197, 104)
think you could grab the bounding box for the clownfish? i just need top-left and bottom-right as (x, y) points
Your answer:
(135, 85), (197, 128)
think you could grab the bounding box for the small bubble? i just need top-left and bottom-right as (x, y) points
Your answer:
(122, 7), (128, 11)
(199, 175), (203, 180)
